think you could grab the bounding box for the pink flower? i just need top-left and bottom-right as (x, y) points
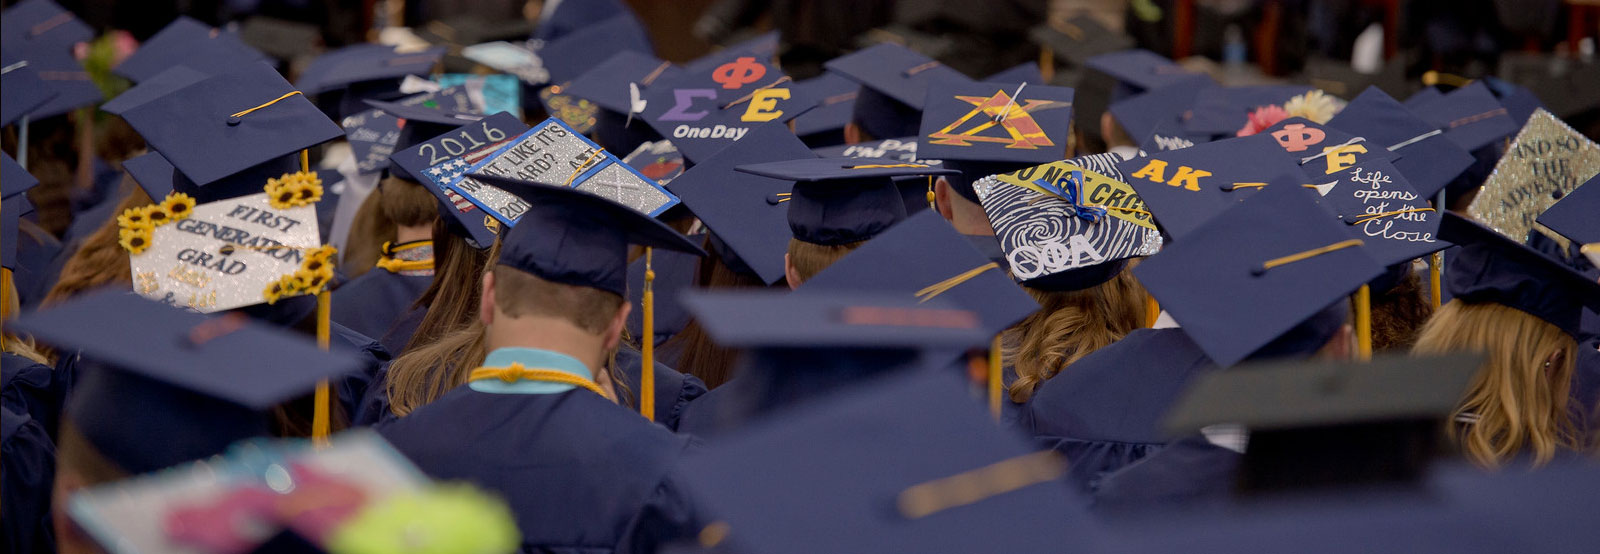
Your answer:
(1236, 105), (1289, 137)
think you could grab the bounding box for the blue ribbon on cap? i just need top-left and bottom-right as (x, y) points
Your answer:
(1033, 170), (1105, 222)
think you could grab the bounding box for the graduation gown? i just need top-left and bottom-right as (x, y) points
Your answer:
(2, 406), (57, 554)
(677, 351), (930, 439)
(376, 385), (698, 553)
(330, 267), (432, 351)
(1089, 435), (1239, 513)
(612, 345), (707, 432)
(1021, 328), (1216, 493)
(2, 353), (60, 438)
(625, 248), (698, 352)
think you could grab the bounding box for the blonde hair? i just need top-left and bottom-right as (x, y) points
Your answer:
(785, 238), (864, 284)
(43, 182), (150, 306)
(1412, 300), (1580, 468)
(3, 269), (50, 365)
(1005, 270), (1146, 403)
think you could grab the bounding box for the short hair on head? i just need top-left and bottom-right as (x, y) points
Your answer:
(785, 237), (865, 284)
(378, 175), (440, 228)
(490, 264), (625, 334)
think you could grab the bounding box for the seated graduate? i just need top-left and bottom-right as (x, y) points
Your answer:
(661, 306), (1094, 554)
(4, 171), (66, 436)
(375, 175), (705, 553)
(679, 211), (1037, 438)
(1024, 185), (1383, 494)
(1412, 214), (1600, 468)
(113, 63), (391, 428)
(2, 404), (55, 554)
(1527, 177), (1600, 434)
(662, 123), (817, 388)
(9, 291), (362, 554)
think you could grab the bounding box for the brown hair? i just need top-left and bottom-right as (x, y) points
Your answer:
(400, 229), (496, 355)
(386, 320), (490, 417)
(489, 264), (624, 333)
(1005, 270), (1146, 403)
(785, 238), (865, 284)
(1368, 268), (1434, 353)
(43, 182), (151, 306)
(3, 271), (50, 365)
(377, 176), (439, 228)
(1412, 300), (1580, 467)
(663, 243), (772, 388)
(339, 187), (397, 280)
(56, 421), (130, 488)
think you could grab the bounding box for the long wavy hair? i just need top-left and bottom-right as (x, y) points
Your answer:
(400, 228), (496, 353)
(1412, 300), (1581, 467)
(1368, 268), (1434, 352)
(785, 237), (865, 284)
(42, 181), (151, 306)
(663, 240), (774, 388)
(1004, 270), (1146, 403)
(3, 271), (50, 364)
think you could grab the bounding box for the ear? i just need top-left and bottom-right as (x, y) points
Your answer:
(1328, 323), (1354, 360)
(603, 301), (632, 353)
(843, 122), (864, 145)
(934, 177), (955, 221)
(784, 252), (801, 290)
(479, 271), (496, 327)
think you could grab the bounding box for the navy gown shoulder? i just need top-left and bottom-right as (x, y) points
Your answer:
(378, 387), (697, 553)
(625, 247), (699, 350)
(675, 377), (761, 440)
(330, 269), (431, 354)
(2, 406), (57, 554)
(1024, 327), (1217, 493)
(613, 345), (707, 432)
(1090, 435), (1239, 514)
(328, 322), (392, 425)
(2, 352), (60, 439)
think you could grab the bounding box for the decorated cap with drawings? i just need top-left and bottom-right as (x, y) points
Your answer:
(343, 86), (477, 174)
(735, 157), (957, 246)
(19, 42), (103, 119)
(1309, 158), (1450, 268)
(1536, 173), (1599, 247)
(1, 48), (57, 126)
(390, 111), (530, 249)
(667, 122), (813, 285)
(0, 0), (93, 53)
(1406, 81), (1519, 154)
(1134, 184), (1384, 367)
(824, 43), (972, 141)
(1323, 86), (1475, 198)
(1137, 120), (1210, 154)
(917, 79), (1075, 167)
(449, 116), (679, 225)
(467, 175), (703, 296)
(1117, 133), (1309, 241)
(1468, 108), (1600, 244)
(1257, 116), (1399, 180)
(1440, 212), (1600, 339)
(558, 49), (680, 155)
(682, 30), (779, 74)
(977, 152), (1161, 291)
(639, 52), (818, 162)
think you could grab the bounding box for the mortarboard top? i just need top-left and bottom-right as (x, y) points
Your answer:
(109, 16), (217, 82)
(1164, 352), (1483, 437)
(20, 44), (103, 119)
(791, 72), (859, 140)
(1468, 108), (1600, 243)
(560, 50), (682, 116)
(2, 152), (38, 199)
(1182, 84), (1316, 137)
(1109, 74), (1216, 147)
(119, 150), (179, 200)
(1257, 116), (1400, 179)
(798, 210), (1041, 338)
(466, 175), (704, 296)
(638, 54), (817, 163)
(388, 111), (529, 249)
(1440, 212), (1600, 338)
(1117, 133), (1308, 241)
(824, 42), (972, 140)
(665, 122), (814, 285)
(682, 30), (780, 74)
(984, 62), (1045, 85)
(675, 369), (1091, 554)
(917, 79), (1075, 202)
(533, 0), (637, 43)
(236, 16), (323, 63)
(978, 152), (1162, 291)
(0, 0), (93, 54)
(364, 98), (484, 153)
(295, 43), (398, 94)
(100, 65), (209, 116)
(1, 48), (57, 126)
(1324, 86), (1476, 199)
(534, 13), (654, 87)
(1480, 75), (1544, 128)
(1, 195), (33, 270)
(1403, 86), (1442, 109)
(1312, 158), (1451, 268)
(812, 137), (942, 215)
(1134, 184), (1384, 367)
(1407, 81), (1518, 153)
(112, 25), (268, 86)
(680, 290), (989, 351)
(1086, 49), (1200, 98)
(1029, 15), (1134, 68)
(10, 290), (364, 474)
(1536, 173), (1599, 246)
(121, 62), (343, 187)
(1138, 119), (1210, 154)
(735, 157), (956, 246)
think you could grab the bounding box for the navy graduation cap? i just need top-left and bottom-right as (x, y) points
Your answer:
(666, 122), (814, 285)
(1134, 184), (1384, 367)
(639, 53), (816, 162)
(110, 16), (217, 82)
(673, 369), (1090, 554)
(120, 150), (179, 200)
(364, 98), (485, 153)
(1324, 87), (1475, 198)
(534, 13), (654, 88)
(1440, 212), (1600, 338)
(12, 291), (364, 475)
(2, 152), (36, 199)
(297, 44), (443, 95)
(1086, 49), (1200, 99)
(1536, 174), (1599, 246)
(295, 43), (396, 94)
(561, 50), (683, 116)
(1117, 133), (1309, 240)
(918, 79), (1075, 167)
(121, 62), (344, 187)
(682, 30), (779, 74)
(1258, 116), (1399, 179)
(799, 210), (1041, 339)
(532, 0), (638, 43)
(1030, 15), (1134, 68)
(790, 72), (859, 143)
(112, 26), (267, 85)
(1481, 75), (1545, 128)
(389, 111), (529, 249)
(466, 175), (704, 296)
(1403, 86), (1443, 109)
(100, 65), (209, 116)
(1182, 84), (1315, 137)
(2, 152), (39, 271)
(1, 48), (56, 126)
(1109, 74), (1216, 148)
(984, 62), (1045, 85)
(1407, 81), (1519, 153)
(824, 42), (972, 141)
(735, 157), (957, 246)
(679, 290), (989, 351)
(20, 43), (103, 119)
(1312, 159), (1450, 267)
(1138, 120), (1209, 154)
(1, 0), (93, 53)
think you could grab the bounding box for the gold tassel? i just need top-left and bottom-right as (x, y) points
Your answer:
(1355, 284), (1371, 361)
(641, 247), (655, 421)
(1, 267), (11, 352)
(1145, 294), (1160, 328)
(915, 263), (999, 302)
(1430, 251), (1443, 310)
(988, 335), (1002, 419)
(926, 175), (935, 210)
(313, 289), (331, 445)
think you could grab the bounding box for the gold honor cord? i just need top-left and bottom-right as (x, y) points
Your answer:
(468, 363), (610, 399)
(375, 240), (436, 273)
(641, 248), (656, 421)
(897, 450), (1065, 519)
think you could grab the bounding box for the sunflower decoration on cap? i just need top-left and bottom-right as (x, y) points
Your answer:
(265, 171), (325, 210)
(264, 245), (338, 304)
(117, 192), (199, 255)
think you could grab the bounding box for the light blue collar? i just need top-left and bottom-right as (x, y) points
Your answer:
(468, 347), (595, 395)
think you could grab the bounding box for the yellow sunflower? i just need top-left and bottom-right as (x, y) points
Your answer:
(306, 245), (338, 263)
(161, 193), (197, 220)
(117, 206), (152, 228)
(145, 205), (173, 226)
(118, 227), (153, 254)
(294, 266), (333, 293)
